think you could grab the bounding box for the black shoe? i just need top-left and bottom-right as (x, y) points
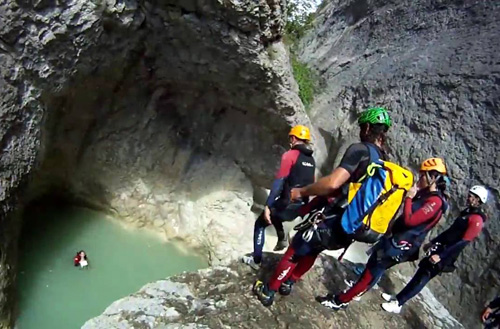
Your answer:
(273, 239), (288, 251)
(278, 279), (295, 296)
(316, 294), (349, 311)
(253, 280), (275, 307)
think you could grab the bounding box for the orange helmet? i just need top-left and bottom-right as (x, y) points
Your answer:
(289, 125), (311, 141)
(420, 158), (447, 175)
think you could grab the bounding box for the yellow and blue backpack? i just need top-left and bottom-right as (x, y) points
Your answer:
(340, 144), (414, 244)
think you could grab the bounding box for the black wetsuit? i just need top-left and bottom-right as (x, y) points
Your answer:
(252, 144), (316, 263)
(485, 296), (500, 329)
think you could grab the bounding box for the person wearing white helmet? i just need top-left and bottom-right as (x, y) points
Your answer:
(382, 185), (489, 314)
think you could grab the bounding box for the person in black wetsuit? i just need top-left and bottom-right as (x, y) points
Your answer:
(241, 125), (316, 270)
(483, 296), (500, 329)
(318, 157), (449, 311)
(252, 106), (392, 307)
(381, 185), (489, 314)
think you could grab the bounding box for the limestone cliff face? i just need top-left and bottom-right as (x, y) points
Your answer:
(299, 0), (499, 327)
(2, 0), (498, 327)
(82, 254), (463, 329)
(0, 0), (328, 326)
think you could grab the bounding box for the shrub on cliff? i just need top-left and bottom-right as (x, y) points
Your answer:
(285, 0), (321, 110)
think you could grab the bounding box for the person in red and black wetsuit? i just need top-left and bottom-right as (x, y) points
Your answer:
(318, 158), (450, 310)
(74, 250), (89, 268)
(242, 125), (316, 270)
(381, 185), (489, 314)
(483, 296), (500, 329)
(252, 107), (393, 307)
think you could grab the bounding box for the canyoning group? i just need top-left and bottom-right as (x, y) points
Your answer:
(242, 107), (494, 324)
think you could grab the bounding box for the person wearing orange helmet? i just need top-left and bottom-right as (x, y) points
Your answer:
(253, 107), (393, 307)
(382, 184), (489, 314)
(318, 157), (450, 311)
(242, 125), (316, 270)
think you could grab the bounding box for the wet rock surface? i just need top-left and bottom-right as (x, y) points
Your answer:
(82, 253), (463, 329)
(300, 1), (500, 327)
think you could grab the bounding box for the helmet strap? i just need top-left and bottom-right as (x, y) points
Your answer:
(425, 172), (438, 187)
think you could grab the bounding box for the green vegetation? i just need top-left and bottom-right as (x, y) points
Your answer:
(291, 55), (316, 109)
(284, 0), (322, 110)
(284, 3), (316, 45)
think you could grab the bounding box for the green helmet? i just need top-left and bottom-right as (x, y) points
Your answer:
(357, 107), (392, 128)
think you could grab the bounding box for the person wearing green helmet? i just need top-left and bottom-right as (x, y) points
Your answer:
(357, 106), (392, 126)
(253, 106), (393, 307)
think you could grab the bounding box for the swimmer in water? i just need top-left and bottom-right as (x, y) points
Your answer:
(73, 250), (89, 269)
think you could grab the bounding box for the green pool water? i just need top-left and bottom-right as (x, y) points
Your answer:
(16, 207), (207, 329)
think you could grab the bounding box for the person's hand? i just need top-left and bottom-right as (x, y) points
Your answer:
(407, 185), (418, 199)
(290, 188), (303, 202)
(264, 206), (272, 225)
(430, 254), (441, 264)
(482, 307), (493, 322)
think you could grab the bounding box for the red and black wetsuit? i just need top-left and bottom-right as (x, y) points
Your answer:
(429, 206), (485, 266)
(485, 296), (500, 329)
(74, 253), (88, 267)
(336, 189), (447, 303)
(265, 142), (385, 292)
(267, 144), (316, 208)
(74, 255), (81, 266)
(395, 206), (486, 306)
(251, 144), (315, 263)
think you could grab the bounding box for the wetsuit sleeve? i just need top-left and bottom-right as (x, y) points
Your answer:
(266, 178), (285, 207)
(462, 214), (484, 241)
(430, 231), (446, 245)
(266, 150), (299, 207)
(489, 296), (500, 309)
(338, 143), (370, 175)
(403, 196), (443, 227)
(276, 150), (299, 179)
(438, 215), (483, 259)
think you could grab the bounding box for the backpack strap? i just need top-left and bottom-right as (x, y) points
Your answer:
(356, 143), (382, 183)
(365, 143), (381, 164)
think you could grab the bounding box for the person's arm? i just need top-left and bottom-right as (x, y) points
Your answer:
(403, 196), (443, 227)
(298, 143), (368, 198)
(488, 296), (500, 309)
(265, 150), (298, 207)
(299, 167), (350, 197)
(438, 214), (483, 260)
(482, 296), (500, 322)
(430, 229), (446, 245)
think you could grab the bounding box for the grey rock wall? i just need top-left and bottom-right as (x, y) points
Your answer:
(299, 0), (499, 327)
(0, 0), (328, 327)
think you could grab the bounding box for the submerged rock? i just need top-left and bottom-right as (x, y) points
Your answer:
(83, 254), (464, 329)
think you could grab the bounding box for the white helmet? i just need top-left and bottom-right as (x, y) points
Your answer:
(469, 185), (489, 204)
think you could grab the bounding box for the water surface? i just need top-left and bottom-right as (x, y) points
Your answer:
(16, 207), (207, 329)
